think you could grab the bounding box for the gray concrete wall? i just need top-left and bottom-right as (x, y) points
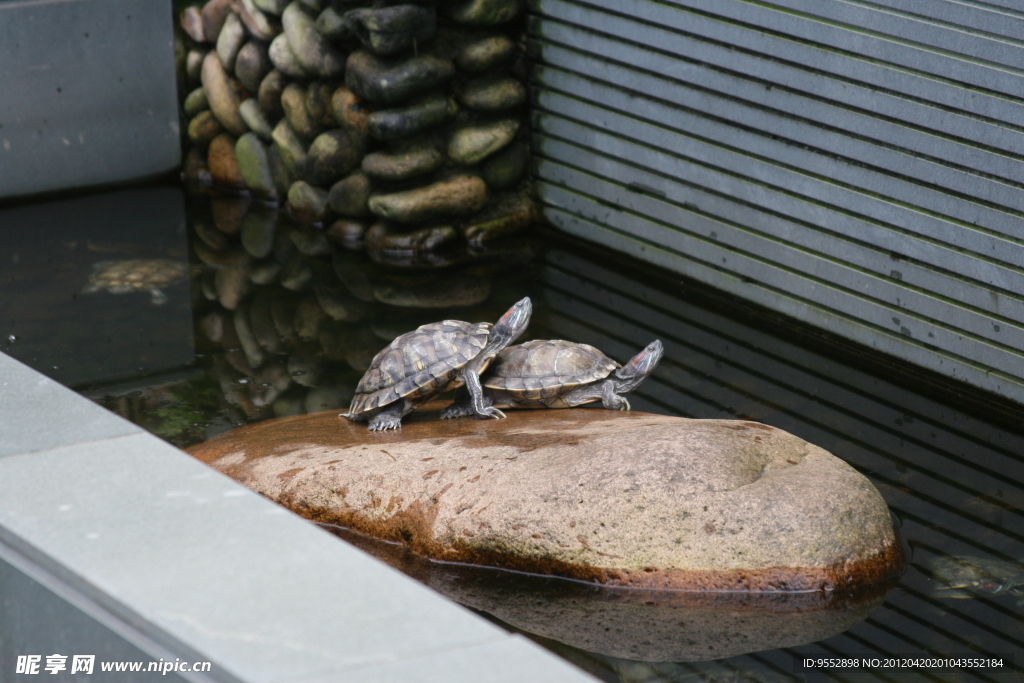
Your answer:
(0, 0), (181, 199)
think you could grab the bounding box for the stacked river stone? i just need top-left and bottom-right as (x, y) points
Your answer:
(178, 0), (533, 250)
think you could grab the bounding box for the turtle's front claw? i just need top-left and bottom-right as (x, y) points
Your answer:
(620, 398), (631, 411)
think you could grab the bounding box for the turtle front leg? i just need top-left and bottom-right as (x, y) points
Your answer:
(462, 368), (505, 420)
(565, 379), (631, 411)
(368, 400), (406, 431)
(441, 387), (481, 419)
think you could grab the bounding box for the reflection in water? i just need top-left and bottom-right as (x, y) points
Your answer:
(6, 187), (1024, 681)
(324, 524), (895, 663)
(929, 556), (1024, 602)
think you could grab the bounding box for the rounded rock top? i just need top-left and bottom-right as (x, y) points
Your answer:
(189, 404), (905, 592)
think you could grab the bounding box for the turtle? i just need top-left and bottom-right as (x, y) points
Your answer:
(343, 297), (532, 431)
(440, 338), (664, 418)
(81, 259), (190, 305)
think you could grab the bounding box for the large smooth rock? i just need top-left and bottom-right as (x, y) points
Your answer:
(201, 52), (248, 135)
(368, 175), (487, 223)
(235, 41), (272, 94)
(207, 133), (246, 188)
(328, 172), (373, 216)
(457, 78), (526, 112)
(345, 50), (455, 105)
(361, 141), (443, 182)
(189, 406), (905, 592)
(216, 12), (247, 71)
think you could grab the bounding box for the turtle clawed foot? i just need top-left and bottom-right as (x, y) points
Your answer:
(479, 406), (506, 420)
(368, 417), (402, 431)
(619, 397), (631, 411)
(441, 404), (474, 420)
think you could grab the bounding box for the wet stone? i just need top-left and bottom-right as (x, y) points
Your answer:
(342, 5), (437, 57)
(201, 51), (248, 135)
(208, 133), (247, 189)
(373, 270), (490, 307)
(211, 197), (251, 234)
(315, 285), (368, 321)
(253, 0), (289, 14)
(280, 252), (314, 291)
(258, 69), (288, 120)
(216, 12), (247, 71)
(481, 138), (528, 190)
(190, 407), (904, 592)
(183, 148), (213, 187)
(290, 224), (334, 256)
(188, 110), (223, 144)
(269, 33), (309, 79)
(271, 119), (308, 178)
(345, 50), (455, 105)
(181, 6), (206, 43)
(266, 143), (297, 197)
(457, 77), (526, 112)
(448, 118), (518, 165)
(367, 95), (458, 141)
(282, 2), (346, 78)
(306, 129), (363, 186)
(235, 0), (279, 42)
(250, 259), (282, 285)
(215, 257), (252, 310)
(202, 0), (234, 45)
(331, 87), (370, 139)
(187, 50), (206, 83)
(462, 191), (533, 245)
(315, 6), (349, 40)
(235, 41), (272, 94)
(235, 132), (279, 200)
(361, 141), (443, 183)
(447, 0), (522, 25)
(282, 83), (323, 140)
(364, 221), (458, 253)
(455, 35), (515, 72)
(238, 99), (274, 140)
(369, 174), (487, 223)
(294, 294), (327, 339)
(288, 181), (330, 223)
(184, 87), (209, 116)
(326, 218), (368, 245)
(305, 82), (338, 129)
(241, 207), (279, 258)
(328, 172), (373, 216)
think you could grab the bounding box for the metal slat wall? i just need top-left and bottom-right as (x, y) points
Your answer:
(527, 0), (1024, 404)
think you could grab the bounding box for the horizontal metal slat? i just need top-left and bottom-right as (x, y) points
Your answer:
(537, 142), (1024, 337)
(862, 0), (1024, 42)
(758, 0), (1024, 70)
(532, 56), (1024, 232)
(666, 0), (1024, 96)
(539, 203), (1024, 402)
(533, 109), (1024, 290)
(532, 24), (1024, 200)
(539, 156), (1024, 357)
(532, 0), (1024, 126)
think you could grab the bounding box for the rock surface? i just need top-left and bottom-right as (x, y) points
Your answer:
(189, 405), (905, 591)
(369, 175), (487, 222)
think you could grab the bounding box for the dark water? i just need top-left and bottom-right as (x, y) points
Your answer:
(2, 185), (1023, 682)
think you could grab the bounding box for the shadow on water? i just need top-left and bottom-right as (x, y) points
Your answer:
(3, 185), (1024, 681)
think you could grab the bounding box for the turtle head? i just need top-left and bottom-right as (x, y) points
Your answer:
(612, 340), (664, 392)
(488, 297), (532, 350)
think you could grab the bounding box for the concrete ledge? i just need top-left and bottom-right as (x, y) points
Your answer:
(0, 352), (595, 682)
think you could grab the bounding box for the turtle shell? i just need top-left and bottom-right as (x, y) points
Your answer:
(485, 339), (619, 399)
(348, 320), (492, 416)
